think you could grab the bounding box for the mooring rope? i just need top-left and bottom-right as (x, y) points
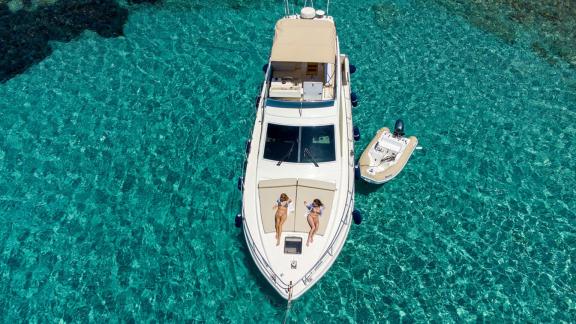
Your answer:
(282, 283), (294, 324)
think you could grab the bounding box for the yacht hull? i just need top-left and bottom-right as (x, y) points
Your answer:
(241, 51), (356, 300)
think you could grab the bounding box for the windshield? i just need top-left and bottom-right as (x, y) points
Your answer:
(263, 124), (335, 163)
(263, 124), (299, 162)
(301, 125), (335, 163)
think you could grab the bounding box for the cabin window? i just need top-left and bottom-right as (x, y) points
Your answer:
(264, 124), (336, 163)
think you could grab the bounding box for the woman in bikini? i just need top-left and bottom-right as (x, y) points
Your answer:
(305, 199), (324, 246)
(273, 193), (291, 246)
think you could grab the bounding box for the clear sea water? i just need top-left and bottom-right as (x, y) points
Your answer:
(1, 0), (575, 322)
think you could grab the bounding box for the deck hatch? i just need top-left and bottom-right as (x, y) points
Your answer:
(284, 237), (302, 254)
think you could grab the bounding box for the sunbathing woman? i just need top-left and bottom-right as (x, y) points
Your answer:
(305, 199), (324, 246)
(273, 193), (292, 246)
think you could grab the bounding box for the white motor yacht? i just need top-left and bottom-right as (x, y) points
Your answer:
(240, 7), (356, 300)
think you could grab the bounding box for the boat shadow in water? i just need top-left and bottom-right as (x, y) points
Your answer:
(235, 232), (289, 308)
(354, 178), (385, 195)
(0, 0), (158, 83)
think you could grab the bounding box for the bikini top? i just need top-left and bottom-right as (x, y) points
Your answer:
(306, 204), (325, 216)
(276, 199), (289, 208)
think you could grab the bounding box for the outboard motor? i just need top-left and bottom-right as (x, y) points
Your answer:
(393, 119), (405, 137)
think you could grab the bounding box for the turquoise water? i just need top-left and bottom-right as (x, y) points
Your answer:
(1, 0), (575, 322)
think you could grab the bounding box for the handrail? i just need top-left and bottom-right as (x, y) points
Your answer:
(241, 63), (293, 290)
(300, 54), (354, 281)
(243, 217), (293, 289)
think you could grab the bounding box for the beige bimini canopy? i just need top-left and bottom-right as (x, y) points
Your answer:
(271, 18), (337, 64)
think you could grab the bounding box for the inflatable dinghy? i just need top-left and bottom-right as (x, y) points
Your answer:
(358, 120), (417, 184)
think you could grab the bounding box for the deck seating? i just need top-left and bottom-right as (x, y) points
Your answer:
(258, 178), (298, 234)
(258, 178), (336, 236)
(293, 179), (336, 236)
(269, 62), (336, 101)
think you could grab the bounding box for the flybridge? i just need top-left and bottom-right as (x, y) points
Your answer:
(263, 14), (339, 106)
(271, 18), (336, 64)
(264, 60), (339, 106)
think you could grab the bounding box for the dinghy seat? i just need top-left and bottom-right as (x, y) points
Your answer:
(370, 135), (403, 165)
(378, 136), (403, 154)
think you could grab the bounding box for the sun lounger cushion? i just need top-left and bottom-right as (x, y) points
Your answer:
(258, 179), (298, 233)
